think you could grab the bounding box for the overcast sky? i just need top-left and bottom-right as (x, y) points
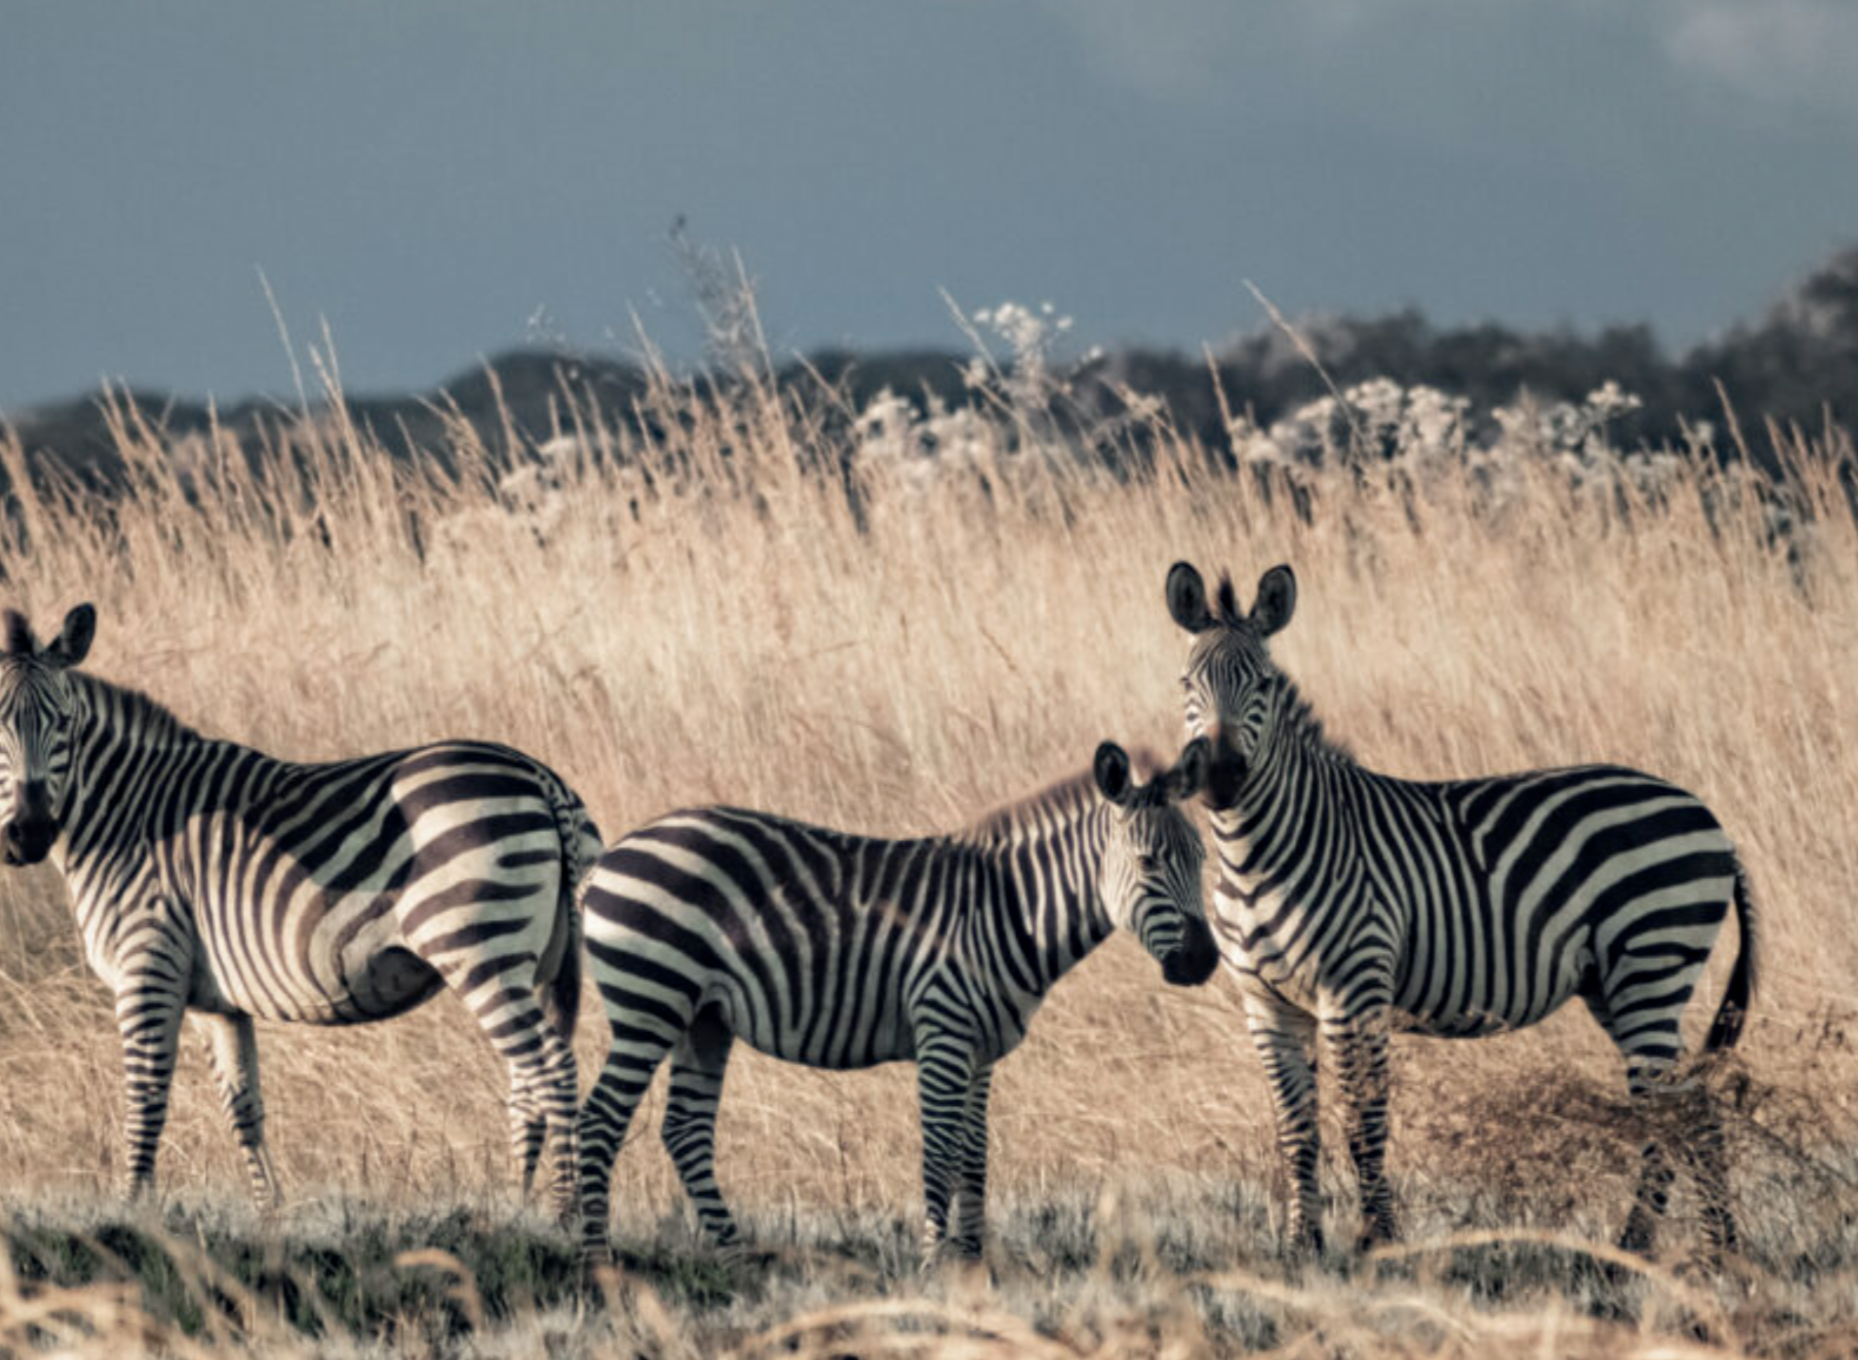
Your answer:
(3, 1), (1855, 411)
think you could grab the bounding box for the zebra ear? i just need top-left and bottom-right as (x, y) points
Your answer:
(1093, 741), (1134, 806)
(1165, 562), (1213, 633)
(45, 604), (96, 669)
(1168, 737), (1212, 801)
(2, 610), (35, 657)
(1250, 565), (1297, 637)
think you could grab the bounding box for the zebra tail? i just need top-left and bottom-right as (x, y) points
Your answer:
(1704, 860), (1759, 1054)
(545, 906), (584, 1046)
(540, 776), (603, 1048)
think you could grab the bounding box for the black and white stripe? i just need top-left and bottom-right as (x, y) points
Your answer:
(576, 739), (1217, 1264)
(1165, 563), (1758, 1259)
(0, 605), (603, 1215)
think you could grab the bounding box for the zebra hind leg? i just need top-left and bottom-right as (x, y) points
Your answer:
(1587, 946), (1722, 1260)
(447, 962), (580, 1223)
(578, 999), (686, 1267)
(661, 1006), (740, 1248)
(525, 1019), (580, 1224)
(1619, 1121), (1677, 1257)
(1690, 1093), (1738, 1261)
(508, 1086), (548, 1202)
(190, 1013), (280, 1210)
(1593, 1011), (1684, 1257)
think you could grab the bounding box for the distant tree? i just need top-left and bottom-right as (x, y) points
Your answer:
(1685, 245), (1858, 439)
(12, 247), (1858, 486)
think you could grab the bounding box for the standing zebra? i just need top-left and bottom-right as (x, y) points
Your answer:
(576, 738), (1217, 1264)
(1164, 562), (1757, 1259)
(0, 605), (602, 1216)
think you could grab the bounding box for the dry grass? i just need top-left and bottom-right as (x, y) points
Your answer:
(1, 349), (1857, 1356)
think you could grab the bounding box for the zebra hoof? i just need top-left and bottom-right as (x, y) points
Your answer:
(578, 1253), (621, 1300)
(1355, 1218), (1399, 1258)
(1615, 1216), (1657, 1260)
(923, 1238), (985, 1271)
(1702, 1212), (1740, 1262)
(1283, 1228), (1326, 1271)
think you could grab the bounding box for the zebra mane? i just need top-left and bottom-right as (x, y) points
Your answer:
(959, 747), (1176, 846)
(959, 766), (1105, 846)
(1214, 574), (1245, 629)
(3, 610), (35, 657)
(68, 669), (198, 748)
(1274, 673), (1352, 764)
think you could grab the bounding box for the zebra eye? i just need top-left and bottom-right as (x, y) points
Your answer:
(1136, 853), (1159, 874)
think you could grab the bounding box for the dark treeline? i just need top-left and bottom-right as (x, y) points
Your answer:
(9, 247), (1856, 491)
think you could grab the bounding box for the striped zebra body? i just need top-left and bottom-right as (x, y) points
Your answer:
(1166, 564), (1757, 1259)
(0, 606), (602, 1214)
(577, 739), (1216, 1264)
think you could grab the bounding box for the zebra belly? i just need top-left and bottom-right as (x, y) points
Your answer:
(178, 948), (441, 1022)
(190, 897), (444, 1024)
(1391, 925), (1596, 1037)
(716, 982), (915, 1069)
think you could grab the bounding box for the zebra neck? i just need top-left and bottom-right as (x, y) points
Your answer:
(1211, 707), (1363, 892)
(974, 799), (1114, 995)
(69, 672), (214, 771)
(57, 673), (218, 878)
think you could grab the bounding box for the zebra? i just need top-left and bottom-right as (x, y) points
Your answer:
(0, 604), (603, 1216)
(575, 737), (1218, 1265)
(1164, 562), (1757, 1260)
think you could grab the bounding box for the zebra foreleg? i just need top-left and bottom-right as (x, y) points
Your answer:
(189, 1012), (279, 1210)
(113, 971), (187, 1202)
(661, 1009), (739, 1247)
(1246, 996), (1325, 1258)
(1324, 1002), (1398, 1252)
(913, 1032), (977, 1263)
(949, 1063), (994, 1259)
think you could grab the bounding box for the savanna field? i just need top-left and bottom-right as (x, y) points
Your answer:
(3, 335), (1858, 1358)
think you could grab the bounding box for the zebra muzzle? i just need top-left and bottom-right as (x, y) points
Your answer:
(2, 817), (55, 866)
(1162, 923), (1221, 986)
(3, 785), (57, 866)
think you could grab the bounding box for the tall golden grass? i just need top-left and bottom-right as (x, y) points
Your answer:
(1, 347), (1856, 1356)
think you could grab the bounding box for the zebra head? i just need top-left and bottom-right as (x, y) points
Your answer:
(0, 605), (95, 866)
(1092, 737), (1218, 986)
(1165, 561), (1296, 807)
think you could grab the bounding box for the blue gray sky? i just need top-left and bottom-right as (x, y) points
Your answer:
(4, 1), (1856, 411)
